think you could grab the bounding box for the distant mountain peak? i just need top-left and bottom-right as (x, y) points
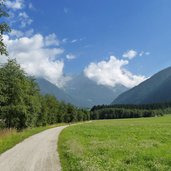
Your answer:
(36, 74), (128, 108)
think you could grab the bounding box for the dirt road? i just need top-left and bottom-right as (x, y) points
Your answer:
(0, 125), (68, 171)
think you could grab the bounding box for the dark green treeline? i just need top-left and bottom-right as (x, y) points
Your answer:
(0, 60), (90, 129)
(90, 103), (171, 120)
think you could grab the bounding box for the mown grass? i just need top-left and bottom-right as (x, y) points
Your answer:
(59, 116), (171, 171)
(0, 123), (65, 154)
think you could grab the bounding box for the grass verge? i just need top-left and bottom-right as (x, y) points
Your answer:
(59, 116), (171, 171)
(0, 123), (65, 154)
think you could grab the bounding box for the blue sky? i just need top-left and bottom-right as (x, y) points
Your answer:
(3, 0), (171, 88)
(30, 0), (171, 75)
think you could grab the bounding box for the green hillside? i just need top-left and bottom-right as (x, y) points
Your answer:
(112, 67), (171, 104)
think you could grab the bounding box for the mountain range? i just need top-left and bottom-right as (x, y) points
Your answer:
(36, 74), (128, 108)
(112, 66), (171, 104)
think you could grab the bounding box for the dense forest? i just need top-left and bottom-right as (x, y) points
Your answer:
(0, 60), (90, 130)
(90, 103), (171, 120)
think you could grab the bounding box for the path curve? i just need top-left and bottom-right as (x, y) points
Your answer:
(0, 125), (68, 171)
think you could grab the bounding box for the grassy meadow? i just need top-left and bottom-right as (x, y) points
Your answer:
(59, 115), (171, 171)
(0, 123), (65, 154)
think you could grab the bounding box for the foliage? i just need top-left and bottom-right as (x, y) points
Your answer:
(0, 60), (40, 129)
(0, 0), (11, 55)
(59, 116), (171, 171)
(0, 59), (90, 130)
(90, 103), (170, 120)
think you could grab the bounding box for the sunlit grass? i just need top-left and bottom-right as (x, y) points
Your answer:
(59, 116), (171, 171)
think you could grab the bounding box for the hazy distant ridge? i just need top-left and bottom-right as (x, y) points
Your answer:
(36, 74), (128, 108)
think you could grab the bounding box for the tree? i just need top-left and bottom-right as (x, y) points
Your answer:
(0, 59), (41, 129)
(0, 0), (10, 55)
(43, 95), (59, 124)
(24, 78), (41, 127)
(0, 59), (91, 128)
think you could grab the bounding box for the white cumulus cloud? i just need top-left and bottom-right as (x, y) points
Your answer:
(84, 56), (146, 88)
(18, 12), (33, 27)
(45, 33), (60, 46)
(5, 0), (24, 10)
(3, 34), (69, 88)
(5, 1), (33, 29)
(123, 49), (137, 59)
(9, 29), (24, 38)
(9, 29), (34, 38)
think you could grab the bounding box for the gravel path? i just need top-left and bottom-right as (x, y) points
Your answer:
(0, 125), (68, 171)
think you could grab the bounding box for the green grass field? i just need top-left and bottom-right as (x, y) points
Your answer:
(59, 116), (171, 171)
(0, 123), (65, 154)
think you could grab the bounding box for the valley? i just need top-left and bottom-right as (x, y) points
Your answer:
(0, 0), (171, 171)
(59, 115), (171, 171)
(36, 75), (128, 108)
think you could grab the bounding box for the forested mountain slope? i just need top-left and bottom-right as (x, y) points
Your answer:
(112, 67), (171, 104)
